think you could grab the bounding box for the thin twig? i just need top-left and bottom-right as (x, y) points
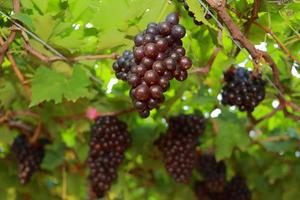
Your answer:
(98, 107), (136, 117)
(258, 135), (291, 143)
(6, 120), (33, 138)
(0, 36), (31, 98)
(0, 31), (16, 64)
(0, 0), (20, 65)
(283, 108), (300, 121)
(247, 105), (283, 126)
(191, 47), (221, 74)
(253, 22), (300, 65)
(23, 39), (118, 64)
(29, 121), (42, 144)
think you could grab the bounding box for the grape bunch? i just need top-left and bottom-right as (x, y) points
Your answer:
(112, 50), (135, 81)
(113, 13), (192, 118)
(179, 0), (212, 25)
(221, 67), (266, 112)
(195, 181), (227, 200)
(226, 176), (252, 200)
(196, 154), (227, 193)
(12, 135), (49, 184)
(194, 154), (251, 200)
(88, 116), (131, 198)
(155, 114), (205, 183)
(168, 113), (206, 137)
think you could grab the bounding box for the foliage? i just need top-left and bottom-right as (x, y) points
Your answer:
(0, 0), (300, 200)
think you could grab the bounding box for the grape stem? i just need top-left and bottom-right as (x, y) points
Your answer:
(29, 121), (42, 144)
(0, 0), (20, 65)
(0, 36), (32, 98)
(23, 41), (119, 64)
(191, 47), (221, 75)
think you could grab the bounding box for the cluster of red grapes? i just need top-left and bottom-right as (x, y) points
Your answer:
(155, 114), (205, 183)
(12, 135), (49, 184)
(178, 0), (212, 25)
(88, 116), (131, 198)
(221, 67), (266, 112)
(113, 13), (192, 118)
(195, 154), (251, 200)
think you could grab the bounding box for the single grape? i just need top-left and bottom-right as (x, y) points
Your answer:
(164, 58), (176, 72)
(144, 70), (159, 85)
(150, 85), (163, 99)
(159, 76), (170, 91)
(158, 22), (172, 36)
(134, 34), (144, 46)
(166, 12), (179, 25)
(144, 43), (158, 59)
(180, 57), (192, 70)
(171, 25), (186, 39)
(133, 47), (145, 62)
(153, 61), (166, 75)
(134, 84), (150, 101)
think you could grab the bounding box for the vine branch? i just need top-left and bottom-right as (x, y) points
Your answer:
(0, 36), (32, 98)
(0, 0), (20, 65)
(191, 47), (221, 74)
(29, 121), (42, 144)
(23, 37), (118, 65)
(253, 22), (300, 65)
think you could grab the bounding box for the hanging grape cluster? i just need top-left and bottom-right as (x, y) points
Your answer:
(113, 13), (192, 118)
(88, 116), (131, 198)
(178, 0), (212, 25)
(196, 154), (227, 193)
(226, 176), (252, 200)
(155, 114), (205, 183)
(194, 154), (251, 200)
(12, 135), (49, 184)
(221, 67), (266, 112)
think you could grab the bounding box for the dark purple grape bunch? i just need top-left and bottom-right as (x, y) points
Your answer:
(168, 114), (206, 137)
(226, 176), (252, 200)
(112, 50), (135, 81)
(12, 135), (49, 184)
(155, 114), (205, 183)
(221, 67), (266, 112)
(128, 13), (192, 118)
(194, 154), (251, 200)
(88, 116), (131, 198)
(179, 0), (212, 25)
(195, 181), (227, 200)
(196, 154), (227, 193)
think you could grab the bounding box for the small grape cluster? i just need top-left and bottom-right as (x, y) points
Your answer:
(196, 154), (227, 193)
(88, 116), (131, 198)
(112, 13), (192, 118)
(226, 176), (252, 200)
(221, 67), (266, 112)
(194, 154), (251, 200)
(112, 50), (135, 81)
(179, 0), (212, 25)
(12, 135), (49, 184)
(155, 114), (205, 183)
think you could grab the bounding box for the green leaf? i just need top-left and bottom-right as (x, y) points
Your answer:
(0, 80), (16, 108)
(11, 13), (34, 30)
(215, 111), (251, 160)
(41, 141), (65, 170)
(30, 66), (91, 106)
(61, 127), (77, 148)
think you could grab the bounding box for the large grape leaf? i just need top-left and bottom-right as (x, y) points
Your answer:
(215, 111), (251, 160)
(30, 66), (91, 106)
